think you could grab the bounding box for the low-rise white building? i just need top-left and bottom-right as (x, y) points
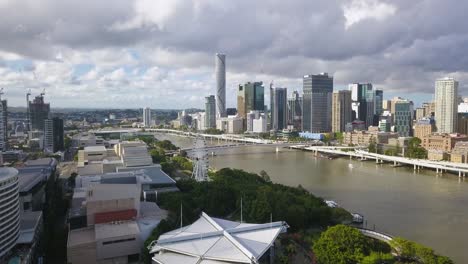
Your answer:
(149, 212), (289, 264)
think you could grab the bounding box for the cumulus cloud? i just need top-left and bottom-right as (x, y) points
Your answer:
(0, 0), (467, 108)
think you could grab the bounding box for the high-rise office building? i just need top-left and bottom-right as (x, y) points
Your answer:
(302, 73), (333, 132)
(205, 95), (216, 129)
(287, 91), (302, 130)
(29, 95), (50, 131)
(0, 102), (4, 151)
(1, 100), (7, 147)
(375, 90), (383, 116)
(44, 117), (64, 153)
(435, 77), (458, 133)
(332, 90), (352, 133)
(394, 100), (413, 137)
(237, 82), (264, 118)
(0, 167), (20, 258)
(143, 107), (152, 127)
(270, 87), (288, 131)
(215, 53), (226, 118)
(349, 83), (376, 128)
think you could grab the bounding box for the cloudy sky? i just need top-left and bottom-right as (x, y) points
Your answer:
(0, 0), (467, 109)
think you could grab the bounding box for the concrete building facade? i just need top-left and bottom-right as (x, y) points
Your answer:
(332, 90), (352, 132)
(435, 77), (458, 133)
(0, 168), (20, 258)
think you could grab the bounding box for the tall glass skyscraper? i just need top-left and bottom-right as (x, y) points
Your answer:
(205, 95), (216, 129)
(287, 91), (302, 130)
(215, 53), (226, 118)
(237, 82), (264, 118)
(270, 87), (288, 131)
(394, 100), (413, 137)
(302, 73), (333, 132)
(349, 83), (378, 128)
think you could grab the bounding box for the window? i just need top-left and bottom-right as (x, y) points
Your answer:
(102, 237), (136, 245)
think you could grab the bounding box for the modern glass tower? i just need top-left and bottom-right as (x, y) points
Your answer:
(394, 100), (413, 137)
(302, 73), (333, 132)
(270, 87), (288, 131)
(215, 53), (226, 118)
(205, 95), (216, 129)
(435, 77), (458, 133)
(237, 82), (264, 118)
(287, 91), (302, 130)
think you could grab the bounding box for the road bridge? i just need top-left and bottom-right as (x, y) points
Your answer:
(301, 146), (468, 177)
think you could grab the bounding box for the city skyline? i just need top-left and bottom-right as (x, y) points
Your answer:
(0, 1), (467, 108)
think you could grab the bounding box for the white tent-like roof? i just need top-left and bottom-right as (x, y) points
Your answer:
(150, 212), (289, 264)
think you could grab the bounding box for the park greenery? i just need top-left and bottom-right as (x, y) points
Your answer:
(405, 137), (427, 159)
(313, 225), (453, 264)
(204, 128), (224, 134)
(142, 168), (352, 263)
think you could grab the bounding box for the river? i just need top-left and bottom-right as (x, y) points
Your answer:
(155, 133), (468, 263)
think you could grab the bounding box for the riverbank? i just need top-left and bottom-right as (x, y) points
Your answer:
(153, 133), (468, 263)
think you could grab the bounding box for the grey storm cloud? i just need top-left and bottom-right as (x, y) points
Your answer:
(1, 0), (468, 107)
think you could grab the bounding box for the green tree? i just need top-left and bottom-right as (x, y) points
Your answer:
(361, 252), (395, 264)
(407, 137), (427, 159)
(368, 140), (377, 153)
(150, 149), (166, 163)
(313, 225), (369, 264)
(259, 170), (271, 182)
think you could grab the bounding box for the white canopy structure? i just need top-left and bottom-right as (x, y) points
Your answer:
(149, 212), (289, 264)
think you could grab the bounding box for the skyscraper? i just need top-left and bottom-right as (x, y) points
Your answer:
(143, 107), (152, 127)
(302, 73), (333, 132)
(237, 82), (264, 118)
(349, 83), (376, 128)
(205, 95), (216, 129)
(287, 91), (302, 130)
(29, 95), (50, 131)
(375, 90), (383, 116)
(270, 87), (288, 131)
(332, 90), (352, 133)
(44, 117), (64, 153)
(1, 100), (7, 147)
(435, 77), (458, 133)
(394, 100), (413, 137)
(0, 102), (4, 151)
(215, 53), (226, 118)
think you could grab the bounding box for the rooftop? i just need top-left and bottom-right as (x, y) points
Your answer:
(68, 227), (95, 247)
(0, 167), (18, 181)
(87, 184), (140, 202)
(95, 221), (140, 240)
(84, 146), (107, 152)
(150, 212), (288, 264)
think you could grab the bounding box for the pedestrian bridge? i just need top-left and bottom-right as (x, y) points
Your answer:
(358, 228), (393, 243)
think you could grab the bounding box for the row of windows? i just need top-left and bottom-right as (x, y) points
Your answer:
(0, 186), (18, 205)
(102, 237), (136, 245)
(0, 198), (19, 215)
(0, 176), (18, 188)
(0, 210), (19, 234)
(0, 208), (19, 227)
(0, 223), (19, 254)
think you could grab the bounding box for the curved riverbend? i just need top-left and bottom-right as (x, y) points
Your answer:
(155, 133), (468, 263)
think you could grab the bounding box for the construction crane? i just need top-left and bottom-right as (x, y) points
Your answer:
(40, 88), (45, 97)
